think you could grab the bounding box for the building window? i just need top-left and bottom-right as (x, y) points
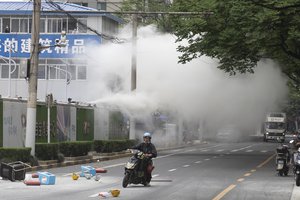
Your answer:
(0, 64), (19, 79)
(77, 65), (87, 80)
(2, 18), (10, 33)
(38, 65), (46, 79)
(77, 18), (87, 33)
(69, 65), (76, 80)
(1, 65), (9, 78)
(97, 2), (107, 11)
(40, 19), (46, 33)
(58, 65), (67, 79)
(74, 3), (88, 7)
(68, 18), (77, 33)
(11, 18), (29, 33)
(47, 18), (66, 33)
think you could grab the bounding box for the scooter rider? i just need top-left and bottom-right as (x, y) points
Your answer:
(292, 134), (300, 151)
(131, 132), (157, 185)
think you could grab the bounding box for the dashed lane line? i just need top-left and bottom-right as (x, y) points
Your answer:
(237, 178), (244, 182)
(168, 169), (177, 172)
(211, 153), (275, 200)
(244, 173), (251, 177)
(64, 144), (223, 176)
(231, 145), (253, 152)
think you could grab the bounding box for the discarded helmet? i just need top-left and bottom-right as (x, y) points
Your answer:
(110, 189), (120, 197)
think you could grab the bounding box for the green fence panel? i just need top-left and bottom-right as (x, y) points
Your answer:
(76, 108), (94, 141)
(36, 104), (57, 143)
(0, 99), (3, 147)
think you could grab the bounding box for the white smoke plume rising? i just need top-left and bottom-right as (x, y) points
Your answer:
(86, 25), (288, 138)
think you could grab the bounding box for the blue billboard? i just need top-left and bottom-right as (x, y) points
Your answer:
(0, 34), (101, 58)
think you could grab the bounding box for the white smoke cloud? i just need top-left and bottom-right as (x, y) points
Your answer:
(86, 25), (288, 138)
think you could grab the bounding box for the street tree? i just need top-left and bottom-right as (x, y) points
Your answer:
(171, 0), (300, 81)
(120, 0), (173, 32)
(170, 0), (300, 116)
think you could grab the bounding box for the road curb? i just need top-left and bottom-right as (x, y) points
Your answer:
(291, 185), (300, 200)
(27, 152), (132, 172)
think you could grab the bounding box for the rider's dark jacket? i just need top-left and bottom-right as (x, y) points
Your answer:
(132, 142), (157, 159)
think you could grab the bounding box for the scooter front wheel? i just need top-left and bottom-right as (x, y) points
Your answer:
(122, 173), (130, 188)
(296, 174), (300, 186)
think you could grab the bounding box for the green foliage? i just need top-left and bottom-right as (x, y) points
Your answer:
(59, 141), (93, 157)
(120, 0), (173, 32)
(0, 147), (31, 163)
(94, 140), (137, 153)
(171, 0), (300, 77)
(57, 153), (65, 163)
(35, 143), (59, 160)
(170, 0), (300, 113)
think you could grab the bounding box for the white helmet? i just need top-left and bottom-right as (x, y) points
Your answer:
(298, 147), (300, 153)
(143, 132), (151, 138)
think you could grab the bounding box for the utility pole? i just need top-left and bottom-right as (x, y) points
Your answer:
(25, 0), (41, 156)
(129, 13), (138, 140)
(131, 14), (137, 91)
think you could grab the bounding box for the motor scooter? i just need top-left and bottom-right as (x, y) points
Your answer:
(122, 150), (154, 188)
(276, 144), (290, 176)
(290, 139), (300, 186)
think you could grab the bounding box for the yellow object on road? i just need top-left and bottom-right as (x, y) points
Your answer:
(72, 173), (79, 180)
(110, 189), (120, 197)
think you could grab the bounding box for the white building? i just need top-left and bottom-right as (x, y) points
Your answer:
(55, 0), (124, 12)
(0, 1), (122, 103)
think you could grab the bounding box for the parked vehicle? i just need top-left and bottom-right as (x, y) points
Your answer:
(263, 112), (287, 142)
(293, 148), (300, 186)
(289, 140), (300, 186)
(122, 150), (154, 188)
(275, 144), (290, 176)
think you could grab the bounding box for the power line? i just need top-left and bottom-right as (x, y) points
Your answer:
(45, 0), (121, 42)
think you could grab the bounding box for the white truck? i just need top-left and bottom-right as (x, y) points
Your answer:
(263, 112), (287, 142)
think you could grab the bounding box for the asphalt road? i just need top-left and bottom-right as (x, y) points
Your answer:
(0, 141), (299, 200)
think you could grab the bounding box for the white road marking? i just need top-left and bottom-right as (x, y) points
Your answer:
(246, 150), (253, 153)
(195, 161), (202, 164)
(187, 149), (196, 152)
(183, 165), (190, 168)
(64, 144), (224, 176)
(205, 158), (210, 161)
(213, 156), (218, 158)
(168, 169), (177, 172)
(152, 174), (159, 177)
(231, 145), (253, 152)
(217, 149), (224, 152)
(89, 193), (99, 198)
(261, 150), (267, 153)
(201, 149), (209, 152)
